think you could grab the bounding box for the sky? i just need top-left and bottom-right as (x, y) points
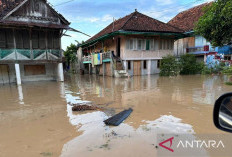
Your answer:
(47, 0), (213, 50)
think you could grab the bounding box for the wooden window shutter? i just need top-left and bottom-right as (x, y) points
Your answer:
(0, 29), (6, 48)
(22, 30), (30, 49)
(146, 40), (150, 50)
(39, 31), (46, 49)
(15, 30), (23, 49)
(53, 31), (60, 49)
(32, 30), (39, 49)
(47, 31), (53, 49)
(6, 29), (14, 48)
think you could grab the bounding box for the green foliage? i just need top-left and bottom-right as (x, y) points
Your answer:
(179, 54), (204, 75)
(195, 0), (232, 47)
(201, 66), (213, 75)
(222, 66), (232, 75)
(160, 55), (180, 76)
(225, 82), (232, 86)
(64, 43), (77, 64)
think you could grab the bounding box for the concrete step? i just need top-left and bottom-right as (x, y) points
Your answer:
(114, 70), (130, 78)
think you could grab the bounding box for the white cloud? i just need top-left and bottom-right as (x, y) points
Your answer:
(89, 17), (100, 23)
(155, 0), (174, 5)
(102, 14), (113, 22)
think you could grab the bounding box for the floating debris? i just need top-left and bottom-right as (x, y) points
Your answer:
(104, 108), (133, 126)
(72, 105), (102, 111)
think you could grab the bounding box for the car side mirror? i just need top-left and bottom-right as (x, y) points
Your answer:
(214, 93), (232, 133)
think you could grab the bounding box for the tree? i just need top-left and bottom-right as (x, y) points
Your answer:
(64, 43), (77, 69)
(195, 0), (232, 47)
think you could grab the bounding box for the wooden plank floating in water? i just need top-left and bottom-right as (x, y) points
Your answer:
(72, 105), (101, 111)
(104, 108), (133, 126)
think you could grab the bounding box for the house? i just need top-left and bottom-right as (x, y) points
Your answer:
(78, 10), (183, 77)
(168, 2), (232, 62)
(0, 0), (70, 85)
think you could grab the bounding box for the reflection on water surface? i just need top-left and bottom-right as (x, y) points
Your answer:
(0, 75), (231, 157)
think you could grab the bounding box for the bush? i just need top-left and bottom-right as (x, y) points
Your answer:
(160, 55), (180, 76)
(179, 54), (204, 75)
(225, 82), (232, 86)
(201, 66), (213, 75)
(222, 66), (232, 75)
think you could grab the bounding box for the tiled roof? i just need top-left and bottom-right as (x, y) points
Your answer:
(87, 11), (183, 43)
(168, 2), (212, 32)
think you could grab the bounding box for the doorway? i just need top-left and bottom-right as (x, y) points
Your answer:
(0, 65), (10, 84)
(116, 38), (121, 57)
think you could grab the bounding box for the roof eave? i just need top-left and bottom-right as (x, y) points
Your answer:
(80, 30), (186, 47)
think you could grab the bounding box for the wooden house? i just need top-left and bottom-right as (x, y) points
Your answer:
(78, 10), (183, 77)
(0, 0), (71, 85)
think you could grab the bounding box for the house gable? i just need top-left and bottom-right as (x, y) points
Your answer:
(0, 0), (69, 27)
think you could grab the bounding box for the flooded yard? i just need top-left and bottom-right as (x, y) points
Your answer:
(0, 74), (232, 157)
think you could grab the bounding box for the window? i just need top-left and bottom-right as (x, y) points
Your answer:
(150, 39), (154, 50)
(126, 39), (136, 50)
(15, 30), (30, 49)
(128, 61), (131, 70)
(157, 60), (161, 68)
(154, 39), (159, 50)
(39, 31), (46, 49)
(137, 39), (145, 50)
(53, 31), (60, 49)
(47, 31), (54, 49)
(6, 29), (14, 48)
(146, 40), (150, 50)
(144, 60), (147, 69)
(160, 39), (164, 50)
(159, 39), (174, 50)
(22, 30), (30, 49)
(15, 30), (23, 49)
(0, 29), (6, 48)
(32, 30), (39, 49)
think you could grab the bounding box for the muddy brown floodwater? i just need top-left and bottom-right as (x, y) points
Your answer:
(0, 74), (232, 157)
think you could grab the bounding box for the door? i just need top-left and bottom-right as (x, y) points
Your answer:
(116, 38), (121, 57)
(133, 61), (141, 76)
(0, 65), (10, 84)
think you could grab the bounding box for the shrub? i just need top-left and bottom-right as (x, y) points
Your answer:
(222, 66), (232, 75)
(225, 82), (232, 86)
(179, 54), (204, 75)
(160, 55), (180, 76)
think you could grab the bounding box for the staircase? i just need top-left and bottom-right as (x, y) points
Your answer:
(113, 60), (130, 78)
(114, 69), (130, 78)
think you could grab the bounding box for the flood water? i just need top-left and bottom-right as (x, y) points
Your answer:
(0, 74), (232, 157)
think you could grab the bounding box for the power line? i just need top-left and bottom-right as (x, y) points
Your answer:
(154, 0), (207, 20)
(53, 0), (75, 7)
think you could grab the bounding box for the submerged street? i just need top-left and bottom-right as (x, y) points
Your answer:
(0, 75), (231, 157)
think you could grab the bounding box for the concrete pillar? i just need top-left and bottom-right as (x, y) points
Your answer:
(103, 63), (105, 76)
(57, 63), (64, 82)
(148, 60), (151, 75)
(17, 85), (24, 104)
(15, 64), (21, 85)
